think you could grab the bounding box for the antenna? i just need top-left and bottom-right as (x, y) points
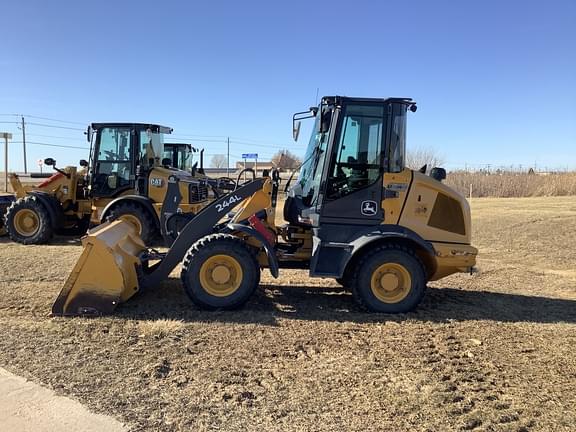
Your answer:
(315, 87), (319, 105)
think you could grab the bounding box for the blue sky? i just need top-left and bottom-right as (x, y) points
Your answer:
(1, 0), (574, 172)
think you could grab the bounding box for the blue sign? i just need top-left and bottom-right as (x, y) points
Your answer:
(242, 153), (258, 159)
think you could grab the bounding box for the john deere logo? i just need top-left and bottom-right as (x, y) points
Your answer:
(361, 200), (377, 216)
(150, 178), (163, 187)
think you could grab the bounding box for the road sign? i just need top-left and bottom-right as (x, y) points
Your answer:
(242, 153), (258, 159)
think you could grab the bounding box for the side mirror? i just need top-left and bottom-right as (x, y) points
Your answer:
(79, 159), (89, 167)
(44, 158), (56, 167)
(85, 125), (93, 143)
(430, 167), (446, 182)
(292, 120), (301, 141)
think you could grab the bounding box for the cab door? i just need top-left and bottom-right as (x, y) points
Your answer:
(309, 103), (388, 277)
(91, 126), (135, 197)
(319, 103), (386, 225)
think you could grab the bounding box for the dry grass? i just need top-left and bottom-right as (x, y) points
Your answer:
(137, 319), (186, 338)
(0, 197), (575, 431)
(447, 171), (576, 198)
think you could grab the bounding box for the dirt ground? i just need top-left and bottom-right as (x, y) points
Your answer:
(0, 196), (574, 431)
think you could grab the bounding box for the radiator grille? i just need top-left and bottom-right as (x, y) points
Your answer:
(428, 193), (465, 235)
(188, 181), (208, 202)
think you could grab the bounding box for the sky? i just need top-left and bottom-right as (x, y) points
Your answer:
(0, 0), (574, 172)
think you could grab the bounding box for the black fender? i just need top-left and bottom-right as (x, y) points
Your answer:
(226, 223), (279, 278)
(28, 191), (63, 230)
(100, 195), (160, 230)
(344, 225), (437, 278)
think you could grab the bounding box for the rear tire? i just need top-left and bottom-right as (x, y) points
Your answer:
(5, 196), (53, 244)
(181, 234), (260, 310)
(352, 244), (426, 313)
(107, 201), (157, 245)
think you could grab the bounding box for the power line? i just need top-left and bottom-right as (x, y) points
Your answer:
(167, 133), (228, 139)
(26, 133), (83, 141)
(21, 115), (85, 126)
(229, 136), (300, 146)
(230, 139), (305, 149)
(26, 122), (84, 131)
(12, 140), (88, 150)
(166, 137), (227, 143)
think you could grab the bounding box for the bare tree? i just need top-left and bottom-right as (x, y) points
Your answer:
(406, 146), (445, 172)
(272, 149), (302, 171)
(210, 154), (227, 169)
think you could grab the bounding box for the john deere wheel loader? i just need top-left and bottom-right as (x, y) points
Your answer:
(52, 96), (477, 316)
(4, 123), (232, 245)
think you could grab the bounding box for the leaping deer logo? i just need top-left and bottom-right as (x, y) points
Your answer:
(361, 200), (377, 216)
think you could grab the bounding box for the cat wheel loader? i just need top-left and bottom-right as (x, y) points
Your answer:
(3, 123), (233, 245)
(52, 96), (477, 316)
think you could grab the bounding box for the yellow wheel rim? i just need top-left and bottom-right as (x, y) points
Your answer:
(13, 209), (39, 237)
(199, 254), (243, 297)
(118, 214), (142, 235)
(370, 262), (412, 304)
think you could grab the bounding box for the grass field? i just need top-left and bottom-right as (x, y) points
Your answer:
(0, 197), (575, 431)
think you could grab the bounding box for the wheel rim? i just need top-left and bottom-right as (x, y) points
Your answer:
(118, 214), (142, 235)
(370, 262), (412, 304)
(13, 209), (40, 237)
(199, 254), (243, 297)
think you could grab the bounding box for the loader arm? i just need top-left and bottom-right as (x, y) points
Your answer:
(140, 177), (266, 289)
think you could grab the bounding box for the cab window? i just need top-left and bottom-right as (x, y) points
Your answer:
(326, 104), (384, 199)
(93, 127), (132, 196)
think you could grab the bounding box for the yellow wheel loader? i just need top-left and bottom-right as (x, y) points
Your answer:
(3, 123), (233, 245)
(52, 96), (477, 316)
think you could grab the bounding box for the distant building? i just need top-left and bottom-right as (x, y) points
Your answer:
(235, 161), (275, 173)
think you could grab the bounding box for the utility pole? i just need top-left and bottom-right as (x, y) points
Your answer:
(227, 137), (230, 176)
(21, 116), (27, 174)
(2, 132), (12, 192)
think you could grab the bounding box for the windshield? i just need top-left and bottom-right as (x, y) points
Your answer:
(297, 108), (332, 203)
(140, 130), (165, 167)
(164, 145), (193, 171)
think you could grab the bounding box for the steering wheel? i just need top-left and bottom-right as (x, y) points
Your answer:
(104, 150), (117, 161)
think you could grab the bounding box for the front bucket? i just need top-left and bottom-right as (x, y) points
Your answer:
(52, 220), (146, 316)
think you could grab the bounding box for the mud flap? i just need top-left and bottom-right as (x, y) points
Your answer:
(51, 220), (146, 316)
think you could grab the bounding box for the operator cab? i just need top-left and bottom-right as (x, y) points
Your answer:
(286, 96), (416, 227)
(162, 143), (203, 174)
(86, 123), (172, 197)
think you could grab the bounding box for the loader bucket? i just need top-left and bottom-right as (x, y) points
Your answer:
(51, 220), (146, 316)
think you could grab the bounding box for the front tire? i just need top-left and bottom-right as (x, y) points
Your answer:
(107, 201), (157, 245)
(352, 244), (426, 313)
(181, 234), (260, 310)
(5, 196), (53, 244)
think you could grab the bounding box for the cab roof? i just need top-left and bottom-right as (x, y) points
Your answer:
(322, 96), (414, 105)
(90, 123), (173, 134)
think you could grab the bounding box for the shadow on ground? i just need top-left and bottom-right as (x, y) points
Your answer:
(117, 279), (576, 325)
(0, 236), (81, 246)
